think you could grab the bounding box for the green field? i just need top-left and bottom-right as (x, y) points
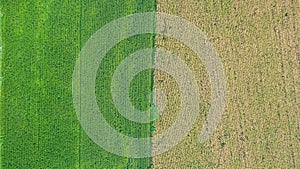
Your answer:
(1, 0), (156, 168)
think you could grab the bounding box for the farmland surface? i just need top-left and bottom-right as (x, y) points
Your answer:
(1, 0), (156, 168)
(1, 0), (299, 168)
(153, 0), (300, 168)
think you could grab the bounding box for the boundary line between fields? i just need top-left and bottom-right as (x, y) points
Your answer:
(0, 11), (3, 169)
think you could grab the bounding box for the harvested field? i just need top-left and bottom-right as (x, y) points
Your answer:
(153, 0), (300, 168)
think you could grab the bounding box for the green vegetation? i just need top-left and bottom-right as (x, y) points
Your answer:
(1, 0), (156, 168)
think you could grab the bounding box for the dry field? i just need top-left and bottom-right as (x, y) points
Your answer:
(153, 0), (300, 168)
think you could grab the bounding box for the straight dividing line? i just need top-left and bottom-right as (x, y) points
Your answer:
(0, 9), (3, 169)
(149, 1), (158, 168)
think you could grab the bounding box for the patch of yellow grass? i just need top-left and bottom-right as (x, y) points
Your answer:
(153, 0), (300, 168)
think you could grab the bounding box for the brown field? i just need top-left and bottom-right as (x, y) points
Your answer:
(153, 0), (300, 168)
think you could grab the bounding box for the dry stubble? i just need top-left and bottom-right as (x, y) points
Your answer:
(153, 0), (300, 168)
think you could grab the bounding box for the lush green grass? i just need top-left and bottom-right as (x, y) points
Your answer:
(1, 0), (156, 168)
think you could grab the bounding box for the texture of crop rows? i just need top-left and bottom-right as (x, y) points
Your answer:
(153, 0), (300, 168)
(1, 0), (156, 168)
